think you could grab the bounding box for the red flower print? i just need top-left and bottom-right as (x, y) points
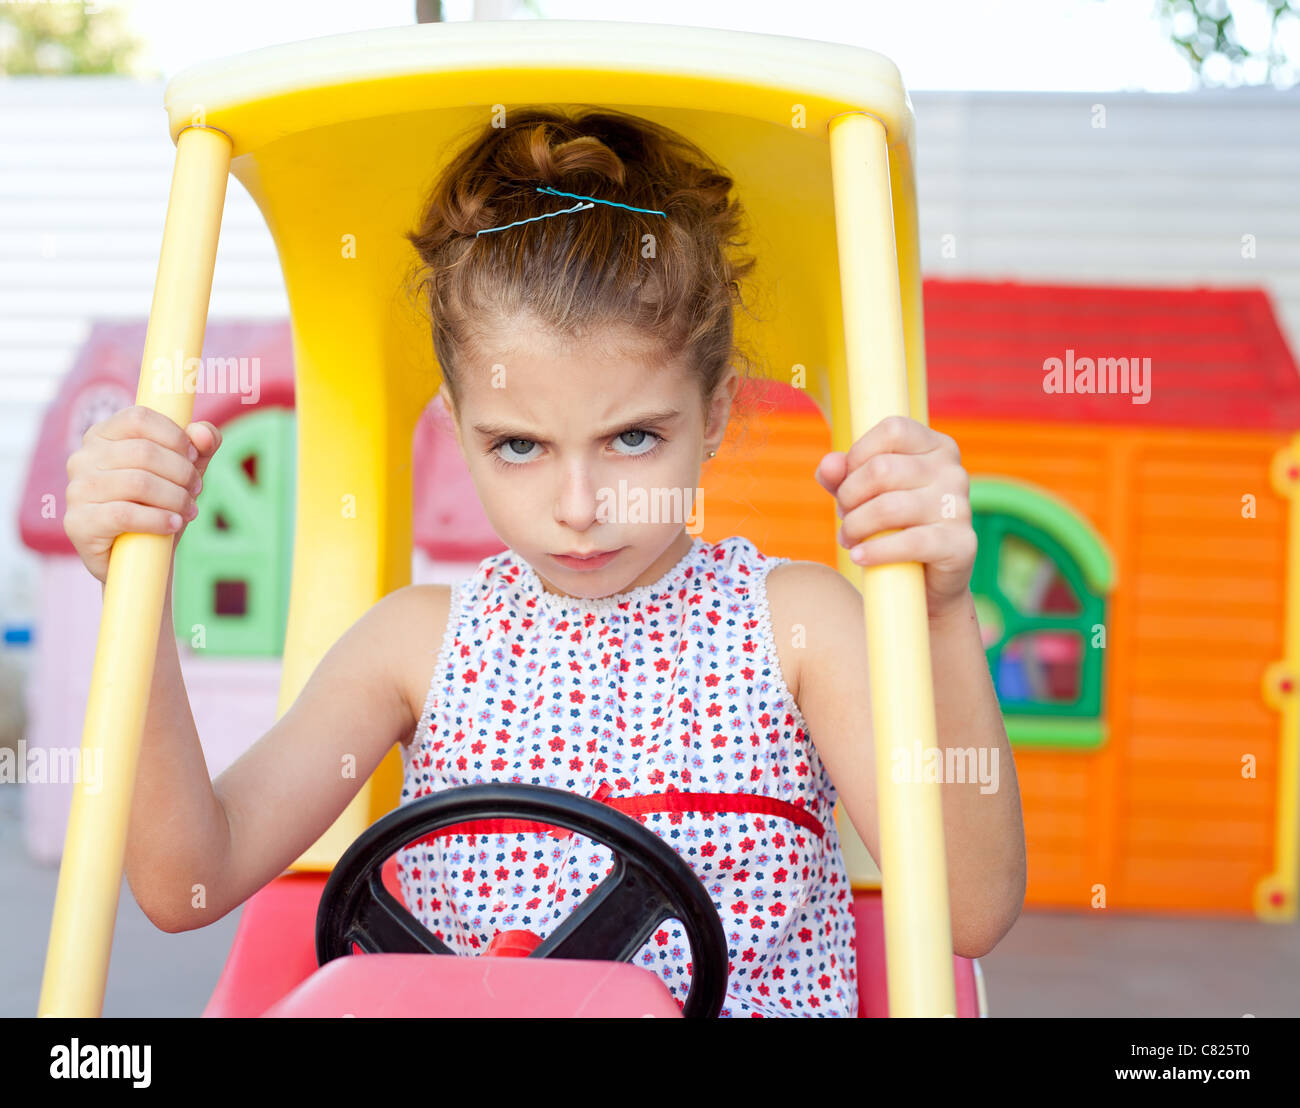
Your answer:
(394, 536), (857, 1017)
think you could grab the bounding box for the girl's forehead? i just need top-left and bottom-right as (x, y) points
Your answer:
(458, 350), (698, 405)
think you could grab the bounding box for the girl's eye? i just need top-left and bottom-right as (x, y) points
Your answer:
(492, 437), (540, 465)
(612, 429), (661, 457)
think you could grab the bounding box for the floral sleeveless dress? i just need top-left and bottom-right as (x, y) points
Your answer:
(395, 534), (859, 1017)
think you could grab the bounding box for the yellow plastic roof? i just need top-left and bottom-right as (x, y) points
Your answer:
(163, 21), (916, 156)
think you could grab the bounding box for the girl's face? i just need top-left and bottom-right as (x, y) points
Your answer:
(441, 319), (736, 600)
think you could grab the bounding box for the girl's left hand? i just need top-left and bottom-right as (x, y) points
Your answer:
(814, 414), (977, 623)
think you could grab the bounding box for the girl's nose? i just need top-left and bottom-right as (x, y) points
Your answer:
(552, 460), (603, 531)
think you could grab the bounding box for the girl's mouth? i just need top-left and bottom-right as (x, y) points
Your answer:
(551, 547), (624, 571)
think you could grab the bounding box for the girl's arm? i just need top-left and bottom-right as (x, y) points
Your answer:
(791, 413), (1030, 958)
(770, 562), (1026, 960)
(125, 581), (447, 932)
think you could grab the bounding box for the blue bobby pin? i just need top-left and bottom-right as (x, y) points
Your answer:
(476, 185), (667, 236)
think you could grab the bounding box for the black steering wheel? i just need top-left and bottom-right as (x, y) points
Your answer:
(315, 782), (730, 1018)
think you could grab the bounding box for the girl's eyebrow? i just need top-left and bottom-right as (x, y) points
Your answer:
(472, 407), (682, 441)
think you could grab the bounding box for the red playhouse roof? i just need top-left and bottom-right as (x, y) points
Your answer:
(19, 280), (1300, 558)
(923, 278), (1300, 430)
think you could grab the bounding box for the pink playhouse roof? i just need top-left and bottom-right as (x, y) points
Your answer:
(20, 279), (1300, 559)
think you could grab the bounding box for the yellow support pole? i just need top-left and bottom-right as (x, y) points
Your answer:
(827, 111), (956, 1016)
(38, 125), (232, 1016)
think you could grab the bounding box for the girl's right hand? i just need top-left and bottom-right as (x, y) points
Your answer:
(63, 405), (223, 585)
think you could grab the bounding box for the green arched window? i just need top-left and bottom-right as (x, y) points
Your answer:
(969, 477), (1115, 750)
(172, 407), (297, 656)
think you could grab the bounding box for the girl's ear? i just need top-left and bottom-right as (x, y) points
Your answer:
(703, 368), (740, 452)
(438, 382), (460, 434)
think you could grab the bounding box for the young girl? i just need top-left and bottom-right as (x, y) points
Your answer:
(63, 108), (1026, 1018)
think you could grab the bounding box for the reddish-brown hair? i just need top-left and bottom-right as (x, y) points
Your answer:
(404, 106), (759, 421)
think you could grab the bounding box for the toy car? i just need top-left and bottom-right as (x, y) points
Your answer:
(40, 20), (985, 1018)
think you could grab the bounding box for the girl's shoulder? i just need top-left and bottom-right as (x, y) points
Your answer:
(764, 556), (863, 706)
(385, 582), (456, 748)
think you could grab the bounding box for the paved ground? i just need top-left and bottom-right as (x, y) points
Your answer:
(3, 783), (1296, 1017)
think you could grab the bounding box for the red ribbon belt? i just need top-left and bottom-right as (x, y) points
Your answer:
(406, 782), (826, 849)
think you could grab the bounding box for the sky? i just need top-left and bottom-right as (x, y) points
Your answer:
(102, 0), (1230, 92)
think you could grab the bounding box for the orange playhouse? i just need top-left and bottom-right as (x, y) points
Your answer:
(702, 277), (1300, 922)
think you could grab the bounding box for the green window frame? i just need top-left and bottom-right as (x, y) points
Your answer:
(969, 477), (1115, 751)
(172, 407), (296, 656)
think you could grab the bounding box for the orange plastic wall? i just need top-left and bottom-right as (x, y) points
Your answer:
(697, 408), (1291, 915)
